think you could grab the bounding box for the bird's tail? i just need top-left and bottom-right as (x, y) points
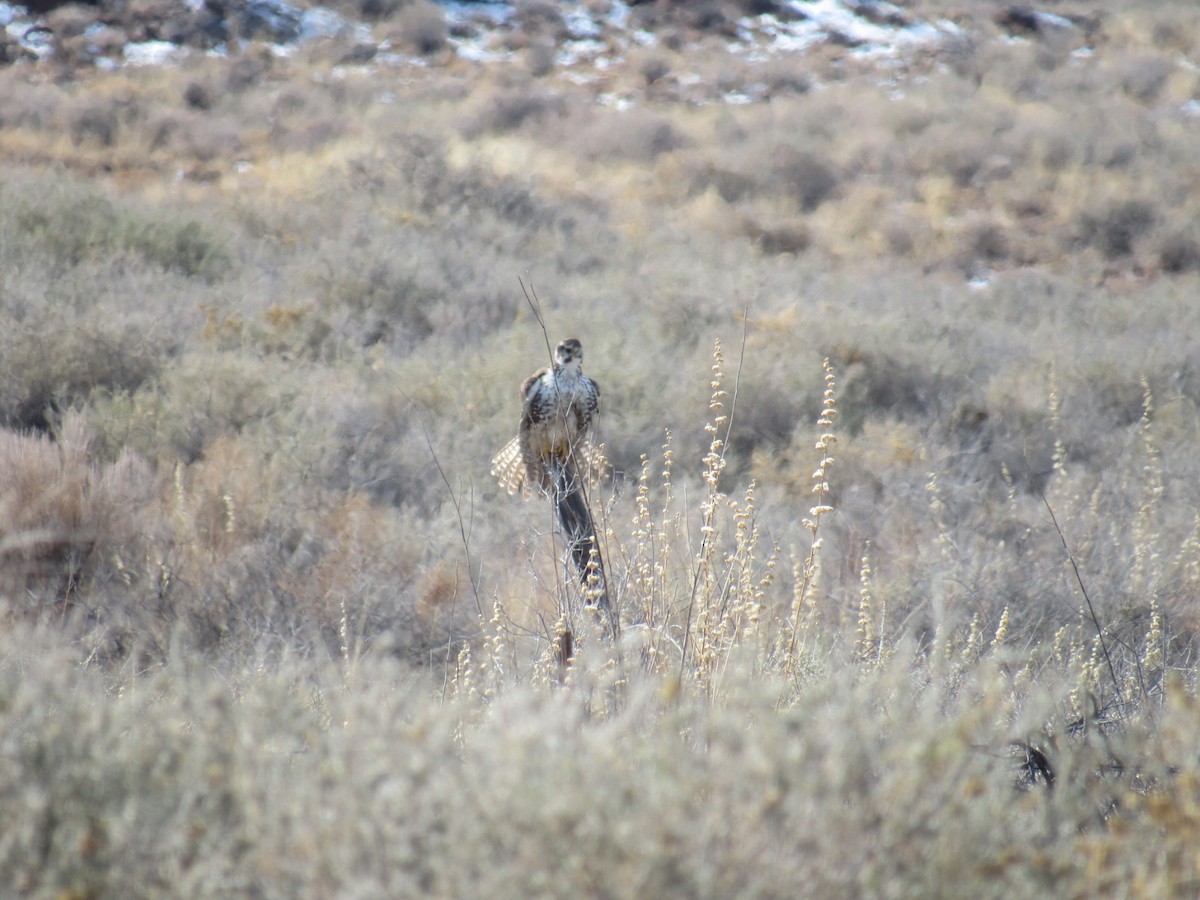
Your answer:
(550, 460), (613, 630)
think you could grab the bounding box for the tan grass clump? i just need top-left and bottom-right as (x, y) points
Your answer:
(0, 418), (151, 623)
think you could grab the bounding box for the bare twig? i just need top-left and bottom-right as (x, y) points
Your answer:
(519, 277), (554, 365)
(420, 420), (485, 620)
(720, 307), (749, 471)
(1038, 488), (1122, 699)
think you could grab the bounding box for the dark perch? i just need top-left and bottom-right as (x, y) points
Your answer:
(550, 460), (612, 623)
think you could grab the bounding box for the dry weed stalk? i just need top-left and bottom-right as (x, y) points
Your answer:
(686, 340), (730, 694)
(1048, 363), (1067, 480)
(854, 543), (884, 666)
(1129, 376), (1163, 598)
(1139, 594), (1163, 690)
(781, 358), (838, 679)
(705, 480), (776, 699)
(625, 430), (687, 675)
(991, 605), (1010, 651)
(1168, 511), (1200, 595)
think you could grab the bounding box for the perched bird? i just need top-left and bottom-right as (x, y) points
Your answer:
(491, 337), (602, 499)
(492, 337), (610, 617)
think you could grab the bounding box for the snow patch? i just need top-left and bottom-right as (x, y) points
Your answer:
(124, 40), (183, 67)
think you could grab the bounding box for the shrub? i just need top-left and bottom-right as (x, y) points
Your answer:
(1157, 226), (1200, 273)
(69, 102), (120, 147)
(514, 0), (565, 42)
(771, 146), (839, 211)
(566, 106), (690, 163)
(461, 84), (568, 136)
(1117, 52), (1175, 104)
(740, 217), (810, 256)
(1, 177), (232, 280)
(0, 418), (152, 622)
(637, 52), (672, 87)
(0, 207), (191, 433)
(1073, 197), (1158, 259)
(395, 0), (447, 54)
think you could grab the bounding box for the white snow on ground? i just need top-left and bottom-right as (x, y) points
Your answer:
(445, 0), (952, 67)
(0, 0), (1147, 115)
(2, 0), (949, 74)
(124, 40), (185, 66)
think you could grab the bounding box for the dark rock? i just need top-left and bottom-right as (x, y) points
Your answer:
(846, 0), (910, 28)
(192, 2), (231, 46)
(117, 0), (226, 49)
(995, 5), (1099, 52)
(996, 6), (1040, 36)
(0, 29), (34, 65)
(995, 5), (1087, 40)
(685, 2), (729, 33)
(741, 0), (785, 15)
(236, 0), (302, 42)
(23, 0), (98, 14)
(359, 0), (404, 21)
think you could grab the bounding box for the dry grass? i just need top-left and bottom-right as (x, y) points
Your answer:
(3, 0), (1200, 893)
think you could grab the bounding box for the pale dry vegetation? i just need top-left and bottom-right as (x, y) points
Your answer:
(3, 0), (1200, 895)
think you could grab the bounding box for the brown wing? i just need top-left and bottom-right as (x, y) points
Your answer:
(490, 435), (530, 497)
(569, 376), (606, 486)
(520, 368), (548, 406)
(491, 368), (551, 498)
(578, 375), (600, 434)
(493, 368), (606, 498)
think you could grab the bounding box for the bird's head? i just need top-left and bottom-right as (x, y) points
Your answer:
(555, 338), (584, 369)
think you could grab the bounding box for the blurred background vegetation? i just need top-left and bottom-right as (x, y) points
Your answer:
(2, 0), (1200, 894)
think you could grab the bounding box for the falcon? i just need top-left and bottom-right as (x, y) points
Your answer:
(491, 337), (602, 498)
